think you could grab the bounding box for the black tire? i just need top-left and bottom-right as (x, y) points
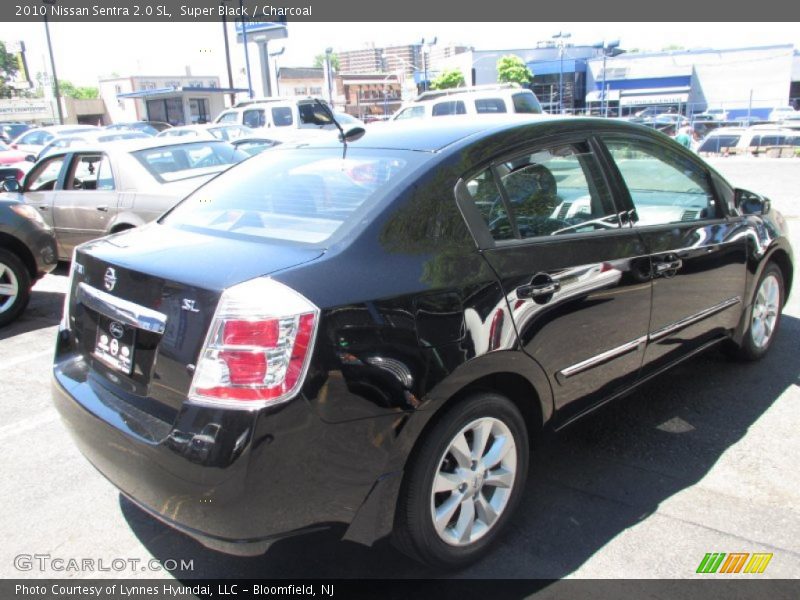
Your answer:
(724, 262), (784, 361)
(0, 248), (32, 327)
(393, 392), (529, 569)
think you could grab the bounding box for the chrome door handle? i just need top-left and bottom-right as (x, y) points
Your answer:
(654, 259), (683, 274)
(96, 205), (109, 212)
(38, 205), (48, 210)
(517, 281), (561, 299)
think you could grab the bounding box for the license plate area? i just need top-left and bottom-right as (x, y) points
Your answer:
(93, 315), (136, 375)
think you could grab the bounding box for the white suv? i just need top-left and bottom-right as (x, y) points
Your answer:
(214, 97), (337, 131)
(391, 84), (543, 121)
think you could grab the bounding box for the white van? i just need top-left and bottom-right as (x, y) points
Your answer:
(697, 125), (799, 155)
(391, 84), (543, 121)
(214, 97), (337, 131)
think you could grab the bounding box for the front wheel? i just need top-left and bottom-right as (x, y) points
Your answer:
(393, 392), (529, 568)
(726, 262), (784, 361)
(0, 249), (32, 327)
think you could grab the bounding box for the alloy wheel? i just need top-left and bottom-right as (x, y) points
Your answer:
(0, 261), (20, 314)
(751, 273), (780, 349)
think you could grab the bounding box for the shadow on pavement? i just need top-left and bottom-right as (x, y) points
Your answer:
(123, 315), (800, 579)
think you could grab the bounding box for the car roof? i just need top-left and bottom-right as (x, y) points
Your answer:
(42, 136), (233, 157)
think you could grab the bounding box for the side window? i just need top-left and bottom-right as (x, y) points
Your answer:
(432, 101), (466, 116)
(465, 142), (618, 241)
(511, 92), (543, 114)
(96, 156), (115, 191)
(474, 98), (507, 114)
(272, 106), (294, 127)
(394, 106), (425, 120)
(243, 109), (266, 128)
(217, 111), (239, 124)
(604, 138), (719, 225)
(66, 154), (103, 190)
(464, 168), (514, 241)
(25, 155), (65, 191)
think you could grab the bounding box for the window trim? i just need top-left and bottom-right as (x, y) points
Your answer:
(455, 133), (629, 250)
(595, 132), (731, 227)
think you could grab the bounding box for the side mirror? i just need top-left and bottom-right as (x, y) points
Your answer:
(734, 188), (770, 215)
(1, 177), (21, 193)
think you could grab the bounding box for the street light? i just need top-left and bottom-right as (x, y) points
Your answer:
(420, 37), (437, 92)
(552, 32), (572, 114)
(324, 47), (334, 105)
(269, 46), (285, 97)
(219, 1), (235, 106)
(229, 0), (254, 98)
(593, 40), (626, 118)
(41, 0), (63, 124)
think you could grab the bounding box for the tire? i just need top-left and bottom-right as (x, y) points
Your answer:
(393, 392), (529, 569)
(725, 262), (784, 361)
(0, 248), (32, 327)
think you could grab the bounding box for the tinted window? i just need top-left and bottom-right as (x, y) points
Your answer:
(26, 155), (65, 191)
(474, 98), (507, 114)
(511, 92), (543, 114)
(272, 106), (294, 127)
(243, 109), (266, 128)
(132, 141), (246, 182)
(698, 135), (740, 153)
(432, 101), (466, 116)
(298, 103), (331, 126)
(750, 135), (785, 146)
(163, 149), (427, 245)
(605, 139), (718, 225)
(464, 168), (514, 241)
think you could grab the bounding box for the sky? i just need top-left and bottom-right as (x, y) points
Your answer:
(1, 21), (799, 88)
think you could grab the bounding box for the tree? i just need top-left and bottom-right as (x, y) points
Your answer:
(58, 80), (100, 100)
(0, 41), (20, 98)
(496, 55), (533, 86)
(430, 69), (465, 90)
(313, 53), (340, 71)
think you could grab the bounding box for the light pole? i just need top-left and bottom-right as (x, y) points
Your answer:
(325, 47), (334, 105)
(220, 1), (235, 106)
(552, 31), (571, 114)
(593, 40), (625, 118)
(269, 46), (284, 97)
(41, 0), (63, 124)
(238, 0), (254, 98)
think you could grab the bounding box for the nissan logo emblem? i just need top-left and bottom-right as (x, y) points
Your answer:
(104, 267), (117, 291)
(109, 321), (125, 339)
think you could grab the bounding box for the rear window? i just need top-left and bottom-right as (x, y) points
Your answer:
(511, 92), (543, 114)
(475, 98), (507, 114)
(698, 135), (740, 153)
(162, 148), (427, 245)
(132, 141), (247, 182)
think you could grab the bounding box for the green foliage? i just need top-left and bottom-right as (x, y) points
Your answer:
(313, 53), (340, 71)
(430, 69), (465, 90)
(496, 55), (532, 85)
(0, 41), (20, 98)
(58, 80), (100, 99)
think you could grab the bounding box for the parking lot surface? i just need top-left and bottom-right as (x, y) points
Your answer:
(2, 157), (799, 580)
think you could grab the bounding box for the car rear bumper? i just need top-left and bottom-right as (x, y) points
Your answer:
(52, 354), (401, 553)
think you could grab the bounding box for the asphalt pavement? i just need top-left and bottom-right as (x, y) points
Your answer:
(1, 156), (799, 581)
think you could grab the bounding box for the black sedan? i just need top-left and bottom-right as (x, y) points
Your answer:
(52, 116), (793, 568)
(0, 196), (58, 325)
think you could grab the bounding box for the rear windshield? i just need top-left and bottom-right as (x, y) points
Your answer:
(512, 92), (543, 114)
(132, 141), (247, 182)
(162, 148), (427, 245)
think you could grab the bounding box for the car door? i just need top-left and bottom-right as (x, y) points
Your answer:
(599, 135), (748, 375)
(456, 135), (653, 422)
(51, 152), (119, 259)
(20, 154), (69, 229)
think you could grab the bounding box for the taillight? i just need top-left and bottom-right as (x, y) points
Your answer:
(189, 277), (319, 408)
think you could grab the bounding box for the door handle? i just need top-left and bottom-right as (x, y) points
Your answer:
(38, 205), (48, 211)
(517, 280), (561, 301)
(96, 205), (109, 212)
(654, 259), (683, 274)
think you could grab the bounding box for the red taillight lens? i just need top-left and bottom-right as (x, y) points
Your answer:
(189, 278), (319, 408)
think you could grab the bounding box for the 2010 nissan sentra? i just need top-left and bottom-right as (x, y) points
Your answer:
(52, 116), (794, 568)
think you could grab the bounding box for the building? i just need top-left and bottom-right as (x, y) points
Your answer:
(339, 73), (401, 119)
(100, 75), (243, 125)
(277, 67), (325, 98)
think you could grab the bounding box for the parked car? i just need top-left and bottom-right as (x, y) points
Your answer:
(37, 130), (153, 160)
(694, 108), (728, 122)
(768, 106), (798, 122)
(0, 122), (32, 144)
(214, 97), (339, 131)
(0, 140), (35, 165)
(106, 121), (172, 135)
(697, 125), (799, 155)
(10, 125), (100, 157)
(392, 84), (543, 121)
(4, 138), (247, 260)
(53, 116), (793, 569)
(156, 124), (253, 142)
(0, 196), (58, 325)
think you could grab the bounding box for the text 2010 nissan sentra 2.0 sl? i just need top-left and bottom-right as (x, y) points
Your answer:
(52, 116), (793, 568)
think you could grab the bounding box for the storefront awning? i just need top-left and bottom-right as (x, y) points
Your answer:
(117, 86), (249, 99)
(619, 86), (691, 107)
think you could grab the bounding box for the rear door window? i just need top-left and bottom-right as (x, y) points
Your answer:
(272, 106), (295, 127)
(243, 109), (266, 128)
(474, 98), (507, 114)
(432, 101), (466, 116)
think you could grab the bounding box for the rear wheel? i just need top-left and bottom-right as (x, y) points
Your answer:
(393, 392), (529, 568)
(726, 262), (784, 361)
(0, 249), (32, 327)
